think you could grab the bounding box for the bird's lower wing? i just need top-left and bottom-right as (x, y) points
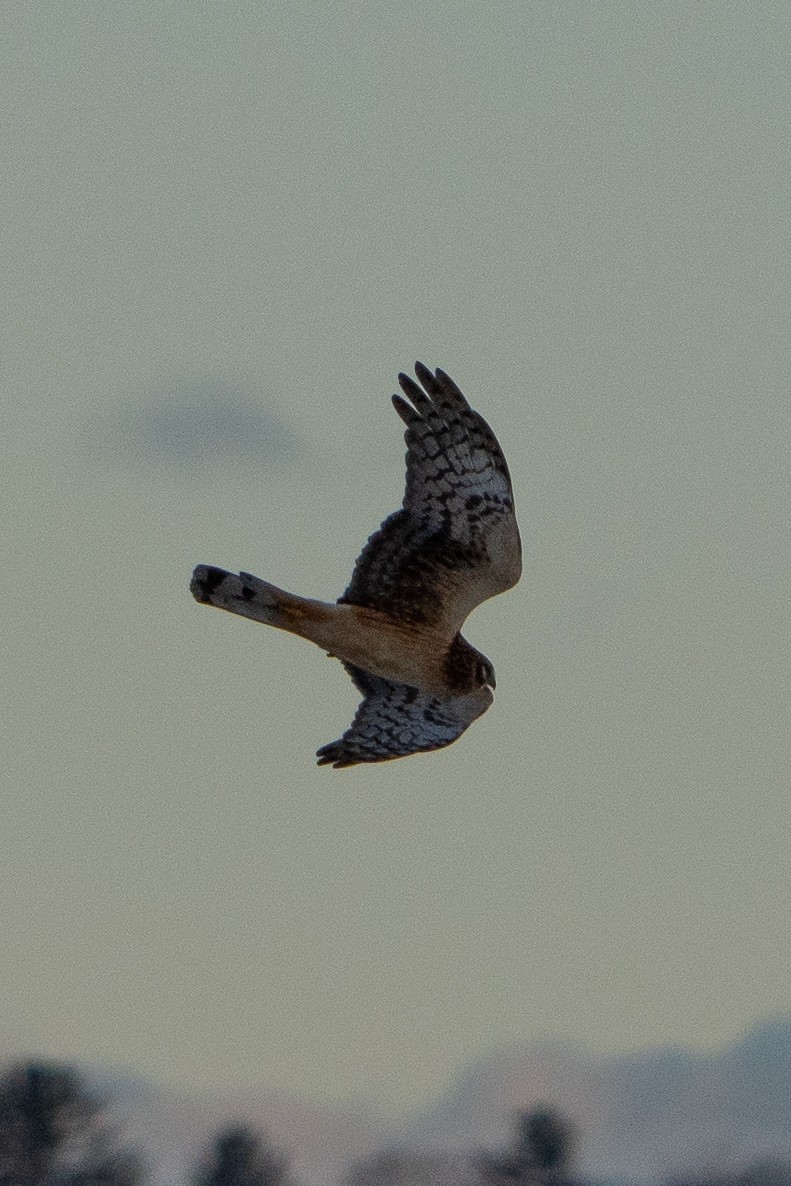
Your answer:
(316, 665), (492, 768)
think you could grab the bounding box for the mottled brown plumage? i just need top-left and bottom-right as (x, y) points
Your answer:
(190, 363), (521, 767)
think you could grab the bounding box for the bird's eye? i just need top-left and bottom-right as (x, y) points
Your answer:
(476, 659), (495, 687)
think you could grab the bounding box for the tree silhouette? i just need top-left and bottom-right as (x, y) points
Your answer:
(519, 1109), (574, 1173)
(477, 1105), (575, 1184)
(192, 1123), (297, 1186)
(0, 1060), (142, 1186)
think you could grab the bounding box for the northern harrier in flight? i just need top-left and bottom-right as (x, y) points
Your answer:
(190, 363), (521, 767)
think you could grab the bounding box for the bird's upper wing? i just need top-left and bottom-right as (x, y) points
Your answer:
(339, 363), (521, 632)
(315, 664), (492, 768)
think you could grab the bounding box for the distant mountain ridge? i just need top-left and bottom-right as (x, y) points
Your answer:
(405, 1017), (791, 1181)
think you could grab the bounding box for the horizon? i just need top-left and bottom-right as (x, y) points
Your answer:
(6, 1012), (791, 1184)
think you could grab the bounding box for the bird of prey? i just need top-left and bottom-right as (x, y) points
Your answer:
(190, 363), (521, 767)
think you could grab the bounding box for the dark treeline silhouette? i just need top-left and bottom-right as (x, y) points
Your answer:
(0, 1060), (142, 1185)
(477, 1106), (577, 1184)
(1, 1059), (790, 1185)
(341, 1107), (578, 1185)
(191, 1123), (299, 1186)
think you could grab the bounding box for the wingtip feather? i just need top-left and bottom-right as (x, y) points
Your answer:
(392, 393), (416, 426)
(316, 745), (355, 769)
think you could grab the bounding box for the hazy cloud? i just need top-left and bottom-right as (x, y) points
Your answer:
(85, 377), (302, 470)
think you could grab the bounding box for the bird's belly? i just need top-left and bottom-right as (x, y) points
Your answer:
(315, 604), (450, 693)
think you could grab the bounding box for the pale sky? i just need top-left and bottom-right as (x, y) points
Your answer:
(4, 2), (791, 1116)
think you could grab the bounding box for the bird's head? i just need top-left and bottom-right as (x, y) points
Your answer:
(446, 635), (496, 694)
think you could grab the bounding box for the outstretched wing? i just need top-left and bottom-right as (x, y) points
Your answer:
(316, 664), (492, 768)
(339, 363), (521, 632)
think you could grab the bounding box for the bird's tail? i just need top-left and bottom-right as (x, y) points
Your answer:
(190, 565), (313, 632)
